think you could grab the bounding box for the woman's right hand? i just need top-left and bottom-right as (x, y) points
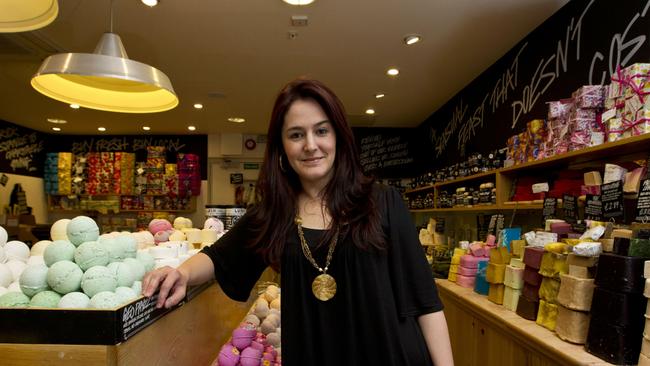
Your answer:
(142, 266), (190, 309)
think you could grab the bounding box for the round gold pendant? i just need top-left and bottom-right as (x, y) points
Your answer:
(312, 273), (337, 301)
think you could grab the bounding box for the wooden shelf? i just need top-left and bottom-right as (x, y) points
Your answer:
(404, 184), (435, 194)
(435, 170), (497, 188)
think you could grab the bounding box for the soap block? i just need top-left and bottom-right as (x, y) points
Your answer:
(645, 316), (650, 336)
(613, 237), (631, 256)
(448, 271), (458, 282)
(469, 242), (486, 257)
(568, 264), (595, 279)
(585, 315), (644, 365)
(503, 286), (521, 311)
(523, 247), (544, 269)
(489, 246), (511, 265)
(539, 252), (568, 278)
(544, 242), (568, 254)
(584, 171), (602, 186)
(536, 299), (558, 331)
(500, 227), (521, 252)
(645, 279), (650, 298)
(486, 263), (506, 284)
(539, 277), (561, 303)
(612, 228), (633, 239)
(600, 238), (614, 252)
(556, 274), (595, 311)
(458, 266), (478, 277)
(646, 260), (650, 279)
(523, 266), (543, 286)
(509, 257), (525, 269)
(642, 335), (650, 357)
(545, 219), (565, 232)
(486, 234), (496, 246)
(516, 294), (539, 321)
(555, 304), (590, 344)
(504, 265), (524, 289)
(456, 274), (476, 288)
(630, 238), (650, 258)
(451, 255), (462, 265)
(474, 272), (489, 295)
(488, 283), (505, 304)
(449, 264), (459, 273)
(646, 300), (650, 316)
(640, 352), (650, 366)
(460, 255), (488, 269)
(595, 253), (647, 293)
(523, 282), (541, 302)
(590, 286), (647, 326)
(551, 222), (572, 236)
(511, 240), (526, 258)
(567, 253), (598, 267)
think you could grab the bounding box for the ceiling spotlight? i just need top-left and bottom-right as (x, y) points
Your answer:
(52, 127), (61, 132)
(375, 93), (385, 99)
(70, 104), (80, 109)
(98, 127), (106, 132)
(142, 126), (151, 131)
(46, 118), (67, 124)
(365, 109), (375, 115)
(193, 103), (203, 109)
(188, 125), (196, 131)
(228, 117), (245, 123)
(404, 34), (421, 45)
(387, 68), (399, 76)
(141, 0), (158, 7)
(0, 0), (58, 33)
(282, 0), (315, 5)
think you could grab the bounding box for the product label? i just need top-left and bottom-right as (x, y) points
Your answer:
(542, 197), (557, 223)
(636, 179), (650, 222)
(585, 194), (603, 221)
(602, 180), (624, 221)
(563, 194), (577, 223)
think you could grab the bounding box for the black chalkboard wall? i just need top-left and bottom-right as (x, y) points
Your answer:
(353, 127), (420, 178)
(417, 0), (650, 172)
(0, 120), (46, 177)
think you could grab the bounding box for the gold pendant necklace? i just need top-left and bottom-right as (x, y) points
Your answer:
(295, 216), (339, 301)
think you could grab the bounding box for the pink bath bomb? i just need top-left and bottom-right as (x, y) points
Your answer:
(250, 340), (265, 352)
(217, 344), (240, 366)
(148, 219), (172, 235)
(254, 332), (267, 345)
(264, 346), (278, 359)
(153, 230), (172, 244)
(240, 347), (263, 366)
(232, 326), (257, 350)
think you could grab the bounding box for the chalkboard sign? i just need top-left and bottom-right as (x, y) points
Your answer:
(0, 120), (46, 177)
(585, 194), (603, 221)
(563, 194), (577, 223)
(602, 180), (624, 220)
(230, 173), (243, 184)
(636, 179), (650, 222)
(417, 0), (650, 172)
(353, 128), (418, 178)
(435, 217), (445, 233)
(543, 197), (557, 222)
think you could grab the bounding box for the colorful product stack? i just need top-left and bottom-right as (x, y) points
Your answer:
(639, 261), (650, 365)
(135, 162), (147, 195)
(486, 245), (510, 305)
(503, 240), (526, 311)
(607, 63), (650, 141)
(473, 260), (489, 295)
(568, 85), (606, 151)
(178, 153), (201, 196)
(516, 247), (544, 321)
(544, 98), (573, 157)
(99, 152), (115, 195)
(555, 252), (597, 344)
(112, 152), (122, 195)
(585, 252), (648, 364)
(535, 243), (569, 331)
(119, 152), (135, 195)
(71, 154), (87, 195)
(506, 120), (547, 165)
(146, 146), (165, 195)
(456, 241), (490, 288)
(43, 153), (58, 195)
(57, 152), (72, 195)
(163, 163), (179, 196)
(447, 247), (466, 283)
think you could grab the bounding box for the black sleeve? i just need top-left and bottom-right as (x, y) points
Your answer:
(201, 212), (268, 302)
(381, 185), (444, 317)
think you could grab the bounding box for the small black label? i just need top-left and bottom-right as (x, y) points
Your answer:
(636, 179), (650, 222)
(563, 194), (577, 223)
(585, 194), (603, 221)
(230, 173), (243, 184)
(602, 180), (624, 221)
(543, 197), (557, 223)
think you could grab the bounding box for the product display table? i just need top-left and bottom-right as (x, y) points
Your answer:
(0, 283), (254, 366)
(436, 279), (612, 366)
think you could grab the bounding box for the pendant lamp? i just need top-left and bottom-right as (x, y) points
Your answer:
(0, 0), (58, 33)
(30, 2), (178, 113)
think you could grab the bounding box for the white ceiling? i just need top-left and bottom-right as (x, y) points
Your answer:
(0, 0), (569, 135)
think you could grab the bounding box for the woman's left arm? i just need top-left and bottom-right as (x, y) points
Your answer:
(418, 310), (454, 366)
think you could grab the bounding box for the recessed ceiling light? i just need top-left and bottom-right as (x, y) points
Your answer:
(52, 127), (61, 132)
(404, 34), (421, 45)
(69, 104), (80, 109)
(387, 68), (399, 76)
(98, 127), (106, 132)
(193, 103), (203, 109)
(375, 93), (385, 99)
(141, 0), (158, 7)
(365, 109), (375, 115)
(188, 125), (196, 131)
(142, 126), (151, 131)
(228, 117), (246, 123)
(47, 118), (67, 124)
(282, 0), (315, 5)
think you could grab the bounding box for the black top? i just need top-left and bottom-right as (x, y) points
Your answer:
(201, 185), (443, 365)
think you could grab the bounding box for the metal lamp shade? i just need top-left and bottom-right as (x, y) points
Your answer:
(0, 0), (58, 33)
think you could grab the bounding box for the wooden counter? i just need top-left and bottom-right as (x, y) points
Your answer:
(436, 279), (612, 366)
(0, 283), (254, 366)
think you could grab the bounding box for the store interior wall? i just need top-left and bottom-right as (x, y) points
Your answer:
(0, 173), (47, 224)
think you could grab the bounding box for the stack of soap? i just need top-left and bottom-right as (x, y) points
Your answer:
(447, 248), (466, 283)
(486, 246), (510, 304)
(516, 247), (544, 321)
(510, 240), (526, 259)
(639, 261), (650, 365)
(473, 260), (489, 296)
(538, 252), (568, 278)
(585, 253), (648, 364)
(629, 230), (650, 258)
(456, 254), (488, 288)
(503, 258), (525, 311)
(536, 299), (558, 330)
(555, 272), (595, 344)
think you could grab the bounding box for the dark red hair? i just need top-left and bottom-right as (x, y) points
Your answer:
(248, 78), (386, 269)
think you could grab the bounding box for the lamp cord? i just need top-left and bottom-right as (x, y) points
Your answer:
(109, 0), (114, 33)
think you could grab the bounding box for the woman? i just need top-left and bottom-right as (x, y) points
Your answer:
(143, 79), (454, 365)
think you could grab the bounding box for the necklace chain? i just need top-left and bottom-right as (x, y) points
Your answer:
(295, 216), (338, 273)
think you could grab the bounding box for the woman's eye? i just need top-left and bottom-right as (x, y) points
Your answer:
(316, 128), (329, 136)
(289, 132), (303, 140)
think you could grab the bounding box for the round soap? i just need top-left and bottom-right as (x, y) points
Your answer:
(204, 217), (224, 232)
(168, 230), (186, 241)
(27, 255), (45, 266)
(270, 298), (280, 310)
(240, 347), (263, 366)
(0, 291), (30, 307)
(58, 291), (90, 309)
(244, 314), (261, 327)
(30, 240), (52, 256)
(0, 226), (7, 247)
(232, 326), (257, 350)
(100, 237), (126, 263)
(266, 332), (280, 348)
(123, 258), (145, 281)
(74, 241), (109, 271)
(136, 251), (155, 272)
(6, 260), (26, 282)
(218, 344), (240, 366)
(29, 290), (61, 308)
(173, 217), (191, 230)
(115, 236), (138, 259)
(81, 266), (117, 297)
(50, 219), (70, 241)
(89, 291), (120, 309)
(149, 219), (172, 235)
(44, 240), (76, 267)
(131, 280), (142, 296)
(66, 216), (100, 246)
(115, 286), (137, 304)
(4, 241), (30, 263)
(19, 264), (50, 297)
(153, 230), (172, 244)
(0, 263), (13, 287)
(107, 262), (135, 287)
(47, 260), (83, 294)
(260, 318), (277, 335)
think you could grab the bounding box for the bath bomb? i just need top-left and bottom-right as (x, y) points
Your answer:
(47, 260), (83, 294)
(27, 256), (45, 266)
(30, 240), (52, 256)
(6, 260), (26, 282)
(204, 217), (224, 232)
(131, 280), (142, 295)
(265, 313), (280, 328)
(107, 262), (135, 287)
(123, 258), (146, 281)
(136, 251), (155, 272)
(115, 286), (137, 304)
(266, 332), (281, 348)
(168, 230), (186, 241)
(100, 237), (127, 263)
(173, 217), (193, 230)
(218, 344), (240, 366)
(270, 298), (281, 310)
(0, 263), (12, 287)
(0, 287), (6, 296)
(4, 241), (30, 263)
(66, 216), (100, 246)
(44, 240), (76, 266)
(149, 219), (172, 235)
(29, 290), (61, 308)
(264, 285), (280, 302)
(132, 231), (155, 249)
(74, 241), (109, 271)
(116, 236), (138, 259)
(0, 226), (7, 246)
(89, 291), (120, 309)
(240, 347), (263, 366)
(244, 314), (261, 327)
(0, 246), (5, 264)
(81, 266), (117, 297)
(232, 324), (257, 350)
(154, 230), (173, 244)
(261, 318), (277, 335)
(58, 292), (90, 309)
(19, 264), (50, 297)
(8, 281), (21, 293)
(50, 219), (70, 241)
(0, 291), (30, 307)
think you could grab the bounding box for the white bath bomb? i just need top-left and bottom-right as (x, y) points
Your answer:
(50, 219), (70, 241)
(0, 263), (13, 287)
(27, 256), (45, 266)
(6, 260), (26, 282)
(4, 241), (29, 263)
(30, 240), (52, 256)
(0, 226), (7, 247)
(0, 246), (5, 264)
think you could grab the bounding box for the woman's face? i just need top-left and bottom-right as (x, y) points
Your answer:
(281, 98), (337, 187)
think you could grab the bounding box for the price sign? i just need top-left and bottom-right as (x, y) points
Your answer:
(563, 194), (577, 223)
(230, 173), (243, 184)
(585, 194), (603, 221)
(601, 180), (624, 220)
(542, 197), (557, 222)
(636, 179), (650, 222)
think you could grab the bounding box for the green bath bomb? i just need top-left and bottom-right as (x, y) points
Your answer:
(115, 286), (137, 304)
(107, 262), (135, 287)
(116, 236), (138, 259)
(29, 290), (62, 308)
(0, 291), (30, 307)
(89, 291), (120, 309)
(66, 216), (100, 246)
(44, 240), (76, 267)
(74, 241), (109, 271)
(58, 292), (90, 309)
(81, 266), (117, 297)
(131, 281), (142, 296)
(100, 237), (127, 263)
(136, 251), (155, 273)
(123, 258), (146, 282)
(47, 260), (83, 294)
(19, 264), (50, 297)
